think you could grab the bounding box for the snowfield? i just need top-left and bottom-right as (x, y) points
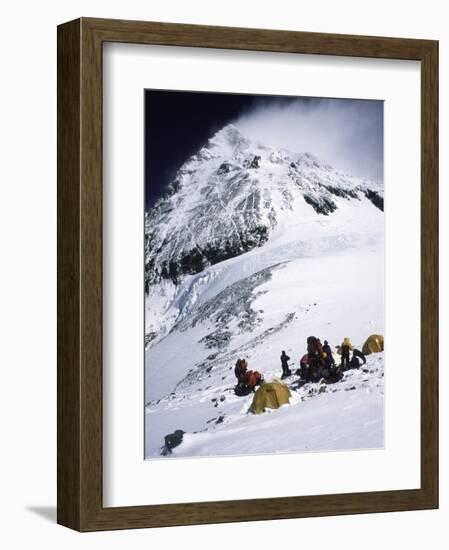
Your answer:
(165, 356), (384, 458)
(144, 124), (384, 459)
(146, 353), (384, 458)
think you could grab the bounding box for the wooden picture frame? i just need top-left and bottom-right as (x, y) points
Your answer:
(57, 17), (438, 531)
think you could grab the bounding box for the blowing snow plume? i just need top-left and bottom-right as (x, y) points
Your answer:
(234, 97), (384, 182)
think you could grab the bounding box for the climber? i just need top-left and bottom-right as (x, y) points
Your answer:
(298, 353), (309, 381)
(280, 350), (292, 379)
(234, 358), (248, 384)
(340, 337), (353, 370)
(246, 369), (264, 391)
(323, 364), (344, 384)
(307, 336), (325, 382)
(353, 348), (367, 365)
(234, 359), (263, 395)
(322, 339), (336, 369)
(350, 354), (361, 370)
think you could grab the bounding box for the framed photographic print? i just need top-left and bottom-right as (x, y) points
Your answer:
(57, 17), (438, 531)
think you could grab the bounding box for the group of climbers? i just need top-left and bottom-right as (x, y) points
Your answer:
(297, 336), (328, 383)
(234, 358), (264, 396)
(233, 336), (368, 395)
(298, 336), (367, 384)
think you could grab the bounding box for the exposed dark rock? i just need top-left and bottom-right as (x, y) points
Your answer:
(217, 162), (232, 175)
(249, 155), (261, 168)
(324, 184), (359, 200)
(145, 332), (157, 347)
(200, 330), (232, 349)
(147, 224), (271, 287)
(303, 193), (337, 215)
(166, 179), (182, 197)
(363, 189), (384, 211)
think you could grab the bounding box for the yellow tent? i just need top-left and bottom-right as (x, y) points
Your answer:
(250, 380), (291, 414)
(362, 334), (384, 355)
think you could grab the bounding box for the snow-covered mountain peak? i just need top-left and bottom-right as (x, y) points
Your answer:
(208, 125), (334, 172)
(208, 123), (249, 149)
(146, 126), (382, 287)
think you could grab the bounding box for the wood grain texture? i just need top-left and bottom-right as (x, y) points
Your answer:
(420, 41), (439, 504)
(57, 18), (81, 531)
(57, 17), (439, 532)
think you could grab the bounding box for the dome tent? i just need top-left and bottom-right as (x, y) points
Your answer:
(250, 380), (291, 414)
(362, 334), (384, 355)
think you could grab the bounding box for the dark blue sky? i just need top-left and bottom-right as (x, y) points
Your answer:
(145, 90), (383, 210)
(144, 90), (262, 209)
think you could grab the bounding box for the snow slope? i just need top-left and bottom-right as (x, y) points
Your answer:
(161, 354), (384, 459)
(144, 124), (384, 459)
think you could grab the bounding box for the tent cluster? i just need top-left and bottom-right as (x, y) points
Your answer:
(233, 334), (384, 414)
